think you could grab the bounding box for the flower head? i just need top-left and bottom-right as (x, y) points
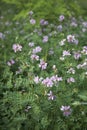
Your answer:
(67, 35), (75, 43)
(47, 91), (56, 100)
(32, 46), (42, 54)
(39, 59), (47, 70)
(29, 11), (33, 15)
(40, 19), (48, 26)
(73, 52), (81, 60)
(57, 25), (62, 31)
(81, 46), (87, 55)
(7, 59), (15, 66)
(59, 15), (65, 22)
(43, 36), (48, 43)
(30, 19), (36, 25)
(67, 77), (75, 83)
(63, 50), (71, 57)
(12, 44), (22, 53)
(28, 42), (34, 47)
(34, 76), (40, 84)
(42, 77), (53, 87)
(60, 106), (72, 116)
(31, 54), (39, 61)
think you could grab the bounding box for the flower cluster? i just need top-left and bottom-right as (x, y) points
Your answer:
(32, 46), (42, 54)
(28, 42), (34, 47)
(60, 106), (72, 116)
(7, 59), (15, 66)
(59, 15), (65, 22)
(30, 19), (36, 25)
(34, 75), (62, 87)
(40, 19), (48, 26)
(43, 36), (48, 43)
(47, 91), (56, 100)
(31, 54), (39, 61)
(39, 59), (47, 70)
(12, 44), (22, 53)
(67, 34), (78, 44)
(67, 77), (75, 83)
(63, 50), (71, 57)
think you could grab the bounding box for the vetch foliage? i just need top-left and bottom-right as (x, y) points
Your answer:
(0, 4), (87, 130)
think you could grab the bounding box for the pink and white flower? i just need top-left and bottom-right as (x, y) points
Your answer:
(28, 42), (34, 47)
(42, 77), (53, 87)
(31, 54), (39, 61)
(39, 59), (47, 70)
(43, 36), (48, 43)
(30, 19), (36, 25)
(67, 35), (75, 43)
(63, 50), (71, 57)
(12, 44), (22, 53)
(59, 15), (65, 22)
(47, 91), (56, 100)
(7, 59), (15, 66)
(60, 106), (72, 116)
(67, 77), (75, 83)
(32, 46), (42, 54)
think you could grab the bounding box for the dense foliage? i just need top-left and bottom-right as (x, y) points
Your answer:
(1, 0), (84, 21)
(0, 1), (87, 130)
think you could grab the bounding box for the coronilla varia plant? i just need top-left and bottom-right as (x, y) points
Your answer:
(0, 2), (87, 130)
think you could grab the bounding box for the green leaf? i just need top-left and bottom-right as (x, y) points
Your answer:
(78, 95), (87, 101)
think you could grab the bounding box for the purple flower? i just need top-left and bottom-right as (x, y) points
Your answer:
(40, 19), (48, 26)
(59, 15), (65, 22)
(42, 77), (53, 87)
(40, 19), (45, 25)
(29, 11), (33, 15)
(57, 77), (63, 82)
(73, 52), (81, 60)
(31, 54), (39, 61)
(67, 35), (75, 43)
(60, 106), (72, 116)
(70, 22), (77, 27)
(82, 22), (87, 28)
(63, 50), (71, 57)
(43, 36), (48, 43)
(12, 44), (22, 53)
(34, 76), (40, 84)
(7, 59), (15, 66)
(73, 39), (79, 45)
(67, 77), (75, 83)
(57, 25), (63, 31)
(81, 46), (87, 55)
(32, 46), (42, 54)
(28, 42), (34, 47)
(39, 59), (47, 70)
(30, 19), (36, 25)
(47, 91), (56, 100)
(51, 75), (63, 82)
(34, 76), (43, 84)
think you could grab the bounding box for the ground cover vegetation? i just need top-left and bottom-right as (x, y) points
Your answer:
(0, 0), (87, 130)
